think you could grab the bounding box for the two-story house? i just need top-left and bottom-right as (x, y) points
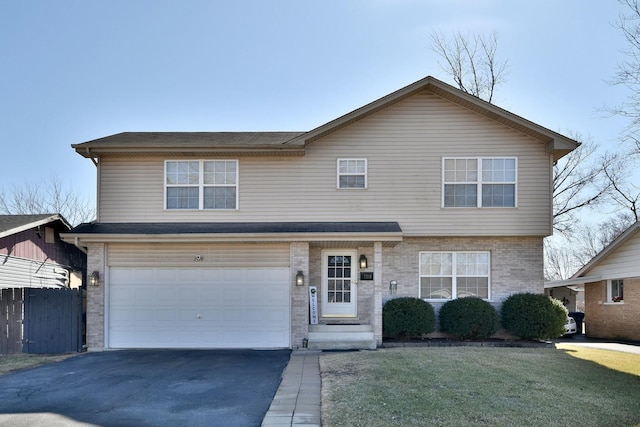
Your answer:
(63, 76), (578, 351)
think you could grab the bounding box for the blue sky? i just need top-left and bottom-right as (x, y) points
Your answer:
(0, 1), (631, 210)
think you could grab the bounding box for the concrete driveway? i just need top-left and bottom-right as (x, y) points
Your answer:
(0, 349), (291, 427)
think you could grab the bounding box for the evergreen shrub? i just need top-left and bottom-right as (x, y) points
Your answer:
(438, 297), (500, 339)
(501, 293), (568, 340)
(383, 297), (436, 338)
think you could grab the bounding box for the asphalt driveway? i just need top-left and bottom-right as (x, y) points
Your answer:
(0, 349), (291, 427)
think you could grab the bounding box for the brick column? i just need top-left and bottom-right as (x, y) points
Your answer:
(86, 243), (106, 351)
(373, 242), (383, 346)
(290, 242), (310, 349)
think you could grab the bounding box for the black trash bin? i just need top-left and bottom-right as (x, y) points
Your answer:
(569, 312), (585, 334)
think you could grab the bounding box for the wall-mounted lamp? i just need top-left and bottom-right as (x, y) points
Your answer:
(90, 271), (100, 287)
(296, 270), (305, 286)
(359, 254), (368, 269)
(389, 280), (397, 295)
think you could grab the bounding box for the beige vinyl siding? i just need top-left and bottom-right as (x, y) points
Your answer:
(585, 234), (640, 280)
(98, 92), (553, 236)
(107, 243), (290, 268)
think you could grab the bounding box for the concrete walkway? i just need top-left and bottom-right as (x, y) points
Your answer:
(261, 351), (322, 427)
(558, 339), (640, 355)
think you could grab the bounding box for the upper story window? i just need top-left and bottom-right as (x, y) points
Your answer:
(165, 160), (238, 210)
(419, 251), (490, 300)
(337, 159), (367, 189)
(443, 157), (517, 207)
(608, 279), (624, 303)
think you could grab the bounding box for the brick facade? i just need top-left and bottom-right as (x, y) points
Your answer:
(381, 236), (543, 309)
(585, 277), (640, 341)
(85, 237), (544, 350)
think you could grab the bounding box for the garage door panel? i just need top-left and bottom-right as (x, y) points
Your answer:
(108, 267), (290, 349)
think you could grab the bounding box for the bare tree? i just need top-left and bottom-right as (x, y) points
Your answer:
(430, 30), (508, 103)
(608, 0), (640, 152)
(552, 139), (612, 235)
(543, 238), (582, 280)
(576, 212), (636, 262)
(0, 177), (95, 226)
(601, 151), (640, 221)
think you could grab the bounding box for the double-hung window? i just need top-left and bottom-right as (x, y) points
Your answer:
(165, 160), (238, 210)
(608, 279), (624, 303)
(443, 157), (516, 207)
(337, 159), (367, 189)
(419, 251), (490, 300)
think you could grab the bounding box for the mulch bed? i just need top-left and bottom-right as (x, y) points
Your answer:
(381, 338), (554, 349)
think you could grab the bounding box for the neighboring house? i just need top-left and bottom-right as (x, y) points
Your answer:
(62, 76), (578, 351)
(0, 214), (87, 289)
(551, 221), (639, 341)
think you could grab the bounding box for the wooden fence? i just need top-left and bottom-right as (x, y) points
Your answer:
(0, 288), (84, 354)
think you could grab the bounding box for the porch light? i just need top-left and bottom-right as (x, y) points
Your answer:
(90, 271), (99, 287)
(359, 254), (368, 269)
(296, 271), (305, 286)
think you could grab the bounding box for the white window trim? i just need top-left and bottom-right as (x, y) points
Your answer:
(606, 279), (624, 304)
(419, 251), (491, 301)
(441, 157), (518, 208)
(337, 158), (368, 190)
(164, 159), (239, 210)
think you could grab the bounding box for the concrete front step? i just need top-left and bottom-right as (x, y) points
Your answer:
(307, 324), (376, 350)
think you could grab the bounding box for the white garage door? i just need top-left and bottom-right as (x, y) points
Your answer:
(108, 267), (290, 349)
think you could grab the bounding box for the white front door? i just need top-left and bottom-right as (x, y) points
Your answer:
(321, 250), (357, 317)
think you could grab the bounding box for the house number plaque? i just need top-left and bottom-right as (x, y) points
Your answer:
(360, 272), (374, 281)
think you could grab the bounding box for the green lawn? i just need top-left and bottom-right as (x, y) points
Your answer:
(320, 346), (640, 427)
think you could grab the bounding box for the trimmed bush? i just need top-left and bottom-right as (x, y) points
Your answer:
(383, 297), (436, 338)
(550, 297), (570, 336)
(501, 293), (568, 340)
(438, 297), (500, 339)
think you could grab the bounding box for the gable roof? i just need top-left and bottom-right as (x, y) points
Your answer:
(286, 76), (578, 161)
(71, 76), (578, 162)
(571, 221), (640, 278)
(0, 214), (72, 239)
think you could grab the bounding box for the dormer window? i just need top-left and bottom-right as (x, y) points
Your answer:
(165, 160), (238, 210)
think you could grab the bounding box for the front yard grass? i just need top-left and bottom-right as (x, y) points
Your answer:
(320, 345), (640, 427)
(0, 354), (76, 375)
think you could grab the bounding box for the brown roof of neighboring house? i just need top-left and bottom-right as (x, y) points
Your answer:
(0, 214), (71, 238)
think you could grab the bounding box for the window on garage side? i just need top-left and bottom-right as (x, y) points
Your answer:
(337, 159), (367, 189)
(419, 251), (490, 300)
(608, 279), (624, 303)
(166, 160), (238, 210)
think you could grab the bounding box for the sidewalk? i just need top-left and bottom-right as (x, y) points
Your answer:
(262, 351), (322, 427)
(557, 336), (640, 355)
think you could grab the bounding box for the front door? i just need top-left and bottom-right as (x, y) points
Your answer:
(321, 250), (357, 317)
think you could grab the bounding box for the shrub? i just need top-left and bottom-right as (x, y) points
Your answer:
(550, 297), (570, 336)
(438, 297), (500, 339)
(383, 297), (436, 338)
(501, 293), (568, 340)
